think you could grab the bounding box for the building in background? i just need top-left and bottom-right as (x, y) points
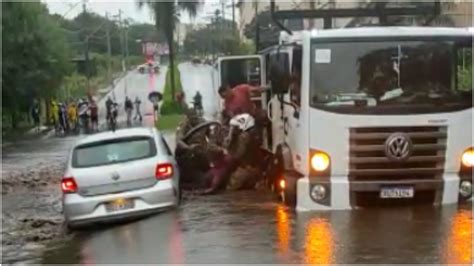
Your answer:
(443, 0), (472, 27)
(237, 0), (472, 40)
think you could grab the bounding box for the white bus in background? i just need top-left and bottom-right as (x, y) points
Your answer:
(217, 27), (473, 211)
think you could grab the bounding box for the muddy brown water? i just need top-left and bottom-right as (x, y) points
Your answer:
(40, 191), (472, 264)
(2, 132), (473, 264)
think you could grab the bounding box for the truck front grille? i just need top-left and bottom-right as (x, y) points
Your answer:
(349, 126), (447, 181)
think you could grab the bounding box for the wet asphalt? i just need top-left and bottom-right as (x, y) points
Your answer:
(41, 192), (472, 264)
(2, 64), (473, 264)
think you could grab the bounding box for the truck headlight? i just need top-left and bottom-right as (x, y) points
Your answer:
(310, 151), (330, 172)
(310, 184), (327, 201)
(459, 180), (472, 198)
(462, 148), (474, 167)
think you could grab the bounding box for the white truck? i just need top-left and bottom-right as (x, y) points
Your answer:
(216, 26), (473, 211)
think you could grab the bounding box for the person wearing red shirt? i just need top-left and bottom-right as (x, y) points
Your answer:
(218, 83), (261, 122)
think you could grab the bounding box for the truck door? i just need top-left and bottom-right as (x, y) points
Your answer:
(217, 55), (270, 147)
(285, 47), (304, 171)
(217, 55), (266, 109)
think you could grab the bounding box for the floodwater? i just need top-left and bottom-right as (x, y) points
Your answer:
(3, 64), (473, 264)
(41, 192), (472, 264)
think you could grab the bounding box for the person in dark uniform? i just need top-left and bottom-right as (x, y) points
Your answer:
(175, 108), (213, 189)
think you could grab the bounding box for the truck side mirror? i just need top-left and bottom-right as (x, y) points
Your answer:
(269, 62), (290, 95)
(293, 109), (300, 119)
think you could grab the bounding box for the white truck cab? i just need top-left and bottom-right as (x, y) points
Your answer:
(217, 26), (473, 211)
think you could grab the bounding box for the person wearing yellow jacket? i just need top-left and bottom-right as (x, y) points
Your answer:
(67, 101), (78, 131)
(50, 100), (59, 128)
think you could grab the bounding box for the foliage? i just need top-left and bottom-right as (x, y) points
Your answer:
(183, 18), (251, 56)
(458, 64), (472, 92)
(244, 11), (280, 49)
(51, 12), (164, 57)
(156, 114), (185, 131)
(138, 0), (201, 100)
(160, 66), (185, 115)
(2, 1), (72, 128)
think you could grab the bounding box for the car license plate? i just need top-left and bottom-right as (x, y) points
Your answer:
(105, 198), (134, 212)
(380, 187), (414, 199)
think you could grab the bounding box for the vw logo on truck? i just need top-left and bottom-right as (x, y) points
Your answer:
(385, 133), (412, 161)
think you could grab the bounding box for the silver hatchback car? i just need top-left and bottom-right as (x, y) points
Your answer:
(62, 127), (179, 228)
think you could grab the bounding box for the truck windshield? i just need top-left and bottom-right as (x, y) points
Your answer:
(310, 37), (472, 114)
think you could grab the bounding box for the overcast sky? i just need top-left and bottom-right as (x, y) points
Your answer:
(44, 0), (238, 25)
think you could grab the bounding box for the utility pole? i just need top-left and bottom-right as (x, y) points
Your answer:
(117, 9), (128, 96)
(105, 12), (112, 88)
(83, 0), (90, 90)
(221, 0), (225, 27)
(118, 9), (125, 71)
(231, 0), (235, 29)
(254, 1), (259, 52)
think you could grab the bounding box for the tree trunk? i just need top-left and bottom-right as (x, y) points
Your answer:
(167, 36), (176, 102)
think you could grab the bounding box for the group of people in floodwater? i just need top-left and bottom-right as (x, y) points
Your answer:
(175, 84), (267, 194)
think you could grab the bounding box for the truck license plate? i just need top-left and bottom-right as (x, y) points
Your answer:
(380, 187), (414, 199)
(105, 198), (134, 212)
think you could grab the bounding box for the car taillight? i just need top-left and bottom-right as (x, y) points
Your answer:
(156, 163), (173, 180)
(61, 177), (78, 193)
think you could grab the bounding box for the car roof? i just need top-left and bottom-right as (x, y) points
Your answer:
(75, 127), (158, 146)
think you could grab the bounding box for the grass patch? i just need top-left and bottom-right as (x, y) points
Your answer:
(161, 64), (185, 115)
(156, 114), (185, 131)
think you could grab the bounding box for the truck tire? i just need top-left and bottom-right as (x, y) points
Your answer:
(269, 152), (284, 192)
(283, 173), (298, 207)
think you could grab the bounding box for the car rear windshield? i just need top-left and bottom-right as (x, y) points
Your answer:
(72, 136), (157, 168)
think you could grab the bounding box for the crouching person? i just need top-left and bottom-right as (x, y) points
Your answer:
(204, 113), (260, 194)
(175, 108), (210, 189)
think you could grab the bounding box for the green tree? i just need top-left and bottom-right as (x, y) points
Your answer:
(184, 18), (248, 57)
(138, 0), (201, 101)
(244, 11), (282, 50)
(2, 1), (72, 128)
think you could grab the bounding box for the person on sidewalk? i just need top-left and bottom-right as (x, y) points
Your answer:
(31, 99), (41, 133)
(89, 99), (99, 132)
(124, 96), (133, 127)
(134, 96), (142, 122)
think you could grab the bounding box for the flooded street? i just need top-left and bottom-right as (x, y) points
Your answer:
(2, 64), (473, 264)
(41, 192), (472, 264)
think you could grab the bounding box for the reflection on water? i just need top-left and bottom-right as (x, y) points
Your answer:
(444, 208), (472, 264)
(276, 205), (290, 256)
(304, 218), (334, 265)
(169, 212), (184, 264)
(41, 192), (472, 264)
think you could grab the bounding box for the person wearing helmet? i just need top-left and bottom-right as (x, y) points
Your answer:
(204, 113), (260, 194)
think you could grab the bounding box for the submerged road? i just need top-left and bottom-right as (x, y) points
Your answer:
(2, 64), (472, 264)
(1, 68), (168, 264)
(41, 194), (472, 264)
(41, 64), (473, 264)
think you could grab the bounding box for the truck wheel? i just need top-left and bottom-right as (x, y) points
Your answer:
(283, 174), (297, 207)
(270, 152), (284, 191)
